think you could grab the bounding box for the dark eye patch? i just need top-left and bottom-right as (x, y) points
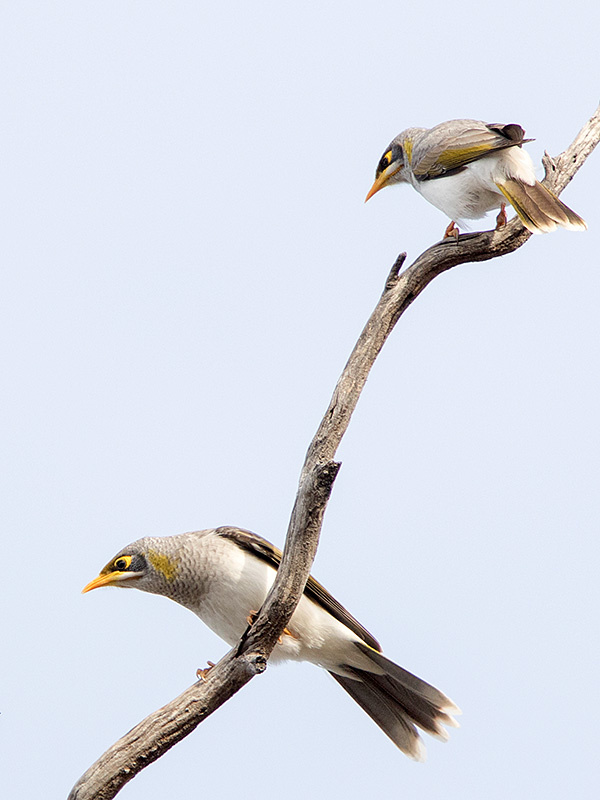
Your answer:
(377, 150), (393, 174)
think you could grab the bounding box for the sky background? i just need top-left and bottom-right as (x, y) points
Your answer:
(1, 2), (599, 798)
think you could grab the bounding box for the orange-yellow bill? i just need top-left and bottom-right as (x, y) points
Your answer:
(82, 571), (128, 593)
(365, 173), (388, 202)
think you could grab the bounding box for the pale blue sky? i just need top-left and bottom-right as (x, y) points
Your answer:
(1, 2), (599, 798)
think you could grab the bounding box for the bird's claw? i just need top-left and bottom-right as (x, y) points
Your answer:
(246, 609), (296, 643)
(246, 610), (258, 626)
(495, 203), (507, 230)
(196, 661), (216, 681)
(443, 220), (460, 241)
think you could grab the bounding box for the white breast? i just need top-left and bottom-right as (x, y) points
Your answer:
(411, 147), (537, 223)
(189, 534), (274, 646)
(185, 533), (364, 671)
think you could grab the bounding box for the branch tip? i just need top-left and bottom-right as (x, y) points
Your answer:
(252, 654), (268, 673)
(384, 252), (407, 291)
(542, 150), (556, 178)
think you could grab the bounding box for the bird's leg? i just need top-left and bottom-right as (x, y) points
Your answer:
(495, 203), (507, 229)
(246, 609), (296, 643)
(196, 661), (216, 681)
(443, 220), (459, 241)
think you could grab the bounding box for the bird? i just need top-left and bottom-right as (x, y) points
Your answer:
(365, 118), (586, 238)
(82, 525), (459, 760)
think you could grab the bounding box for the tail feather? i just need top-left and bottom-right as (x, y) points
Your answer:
(355, 641), (459, 713)
(331, 671), (428, 761)
(330, 642), (460, 760)
(374, 673), (457, 738)
(497, 178), (587, 234)
(368, 673), (451, 740)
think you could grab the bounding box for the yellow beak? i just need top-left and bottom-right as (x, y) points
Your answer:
(82, 571), (135, 593)
(365, 172), (390, 203)
(365, 158), (405, 202)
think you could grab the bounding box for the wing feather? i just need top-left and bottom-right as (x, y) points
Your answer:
(216, 526), (381, 651)
(411, 119), (531, 181)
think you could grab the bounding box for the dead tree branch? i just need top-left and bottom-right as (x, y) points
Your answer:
(68, 104), (599, 800)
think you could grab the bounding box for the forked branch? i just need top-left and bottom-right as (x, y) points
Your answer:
(69, 104), (599, 800)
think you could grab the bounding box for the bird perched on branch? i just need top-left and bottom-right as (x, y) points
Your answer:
(83, 526), (459, 760)
(366, 118), (586, 239)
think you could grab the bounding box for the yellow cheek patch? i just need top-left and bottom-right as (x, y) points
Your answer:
(403, 138), (413, 165)
(147, 549), (179, 581)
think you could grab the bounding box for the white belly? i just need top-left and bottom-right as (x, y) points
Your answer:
(413, 167), (504, 221)
(412, 147), (537, 222)
(185, 534), (364, 671)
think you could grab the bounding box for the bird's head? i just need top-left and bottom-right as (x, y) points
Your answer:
(365, 137), (409, 201)
(82, 538), (181, 597)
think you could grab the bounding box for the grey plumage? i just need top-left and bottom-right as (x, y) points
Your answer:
(83, 526), (460, 760)
(367, 118), (586, 235)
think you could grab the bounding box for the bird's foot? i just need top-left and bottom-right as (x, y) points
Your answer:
(443, 220), (459, 241)
(246, 610), (259, 626)
(196, 661), (216, 681)
(246, 609), (296, 643)
(495, 203), (507, 230)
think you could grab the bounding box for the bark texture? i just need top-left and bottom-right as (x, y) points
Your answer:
(68, 104), (599, 800)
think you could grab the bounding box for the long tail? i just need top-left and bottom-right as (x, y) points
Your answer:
(496, 178), (586, 234)
(330, 642), (460, 761)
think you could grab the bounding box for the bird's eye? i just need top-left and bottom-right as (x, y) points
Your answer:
(113, 556), (132, 571)
(377, 150), (393, 174)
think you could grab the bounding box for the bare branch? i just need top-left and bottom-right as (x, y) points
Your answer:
(68, 104), (599, 800)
